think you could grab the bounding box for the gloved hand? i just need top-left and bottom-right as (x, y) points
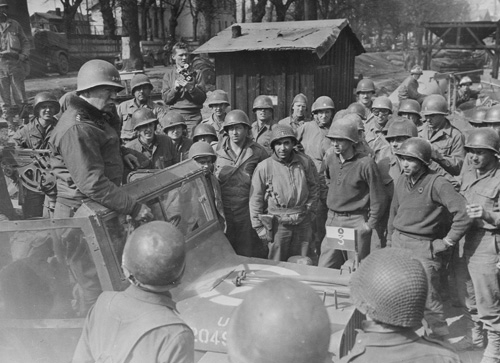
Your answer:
(432, 238), (452, 255)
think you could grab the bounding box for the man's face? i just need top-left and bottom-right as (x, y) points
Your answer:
(398, 155), (425, 178)
(372, 108), (390, 126)
(460, 83), (471, 93)
(91, 86), (118, 110)
(292, 102), (307, 118)
(211, 103), (228, 118)
(273, 137), (294, 161)
(0, 6), (8, 20)
(194, 155), (215, 173)
(195, 135), (217, 144)
(255, 108), (272, 123)
(173, 48), (189, 68)
(399, 112), (420, 126)
(166, 125), (184, 140)
(227, 124), (248, 146)
(133, 85), (152, 104)
(314, 109), (333, 128)
(468, 148), (497, 172)
(425, 114), (447, 131)
(388, 136), (409, 153)
(413, 73), (421, 80)
(37, 102), (57, 122)
(330, 138), (353, 156)
(357, 92), (373, 107)
(137, 122), (156, 143)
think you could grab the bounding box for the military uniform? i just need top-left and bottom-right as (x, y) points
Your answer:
(172, 136), (193, 163)
(125, 134), (176, 169)
(398, 75), (425, 103)
(201, 113), (225, 136)
(278, 115), (306, 132)
(251, 119), (278, 156)
(118, 98), (166, 141)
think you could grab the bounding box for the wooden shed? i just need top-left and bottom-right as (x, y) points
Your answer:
(192, 20), (365, 120)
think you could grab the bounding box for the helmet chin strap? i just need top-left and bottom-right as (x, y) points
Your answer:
(122, 263), (185, 293)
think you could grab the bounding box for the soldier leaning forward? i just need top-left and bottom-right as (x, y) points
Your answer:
(250, 124), (319, 262)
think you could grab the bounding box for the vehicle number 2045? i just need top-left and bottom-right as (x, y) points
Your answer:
(192, 327), (228, 346)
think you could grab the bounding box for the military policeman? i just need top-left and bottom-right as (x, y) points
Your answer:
(200, 89), (229, 136)
(460, 128), (500, 363)
(215, 109), (269, 257)
(73, 221), (194, 363)
(251, 95), (278, 155)
(249, 124), (319, 262)
(341, 248), (461, 363)
(398, 65), (426, 104)
(161, 111), (193, 163)
(118, 73), (166, 141)
(388, 137), (471, 339)
(278, 93), (309, 131)
(419, 94), (465, 176)
(227, 278), (331, 363)
(0, 0), (30, 132)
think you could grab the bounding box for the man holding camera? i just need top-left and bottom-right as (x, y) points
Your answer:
(162, 42), (206, 136)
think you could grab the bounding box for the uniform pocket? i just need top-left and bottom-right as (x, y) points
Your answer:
(6, 32), (21, 52)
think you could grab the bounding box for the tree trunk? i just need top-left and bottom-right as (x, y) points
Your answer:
(241, 0), (246, 22)
(252, 0), (267, 22)
(99, 0), (116, 36)
(121, 0), (143, 70)
(159, 0), (166, 41)
(304, 0), (316, 20)
(192, 13), (198, 41)
(61, 0), (84, 34)
(294, 0), (304, 20)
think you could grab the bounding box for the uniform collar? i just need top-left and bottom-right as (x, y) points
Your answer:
(357, 320), (420, 347)
(124, 284), (177, 311)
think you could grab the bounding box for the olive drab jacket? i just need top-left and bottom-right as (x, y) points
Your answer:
(117, 98), (166, 140)
(0, 18), (30, 58)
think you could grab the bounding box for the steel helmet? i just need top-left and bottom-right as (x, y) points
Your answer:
(76, 59), (124, 93)
(292, 93), (307, 106)
(421, 94), (448, 116)
(356, 78), (376, 93)
(459, 76), (473, 86)
(311, 96), (335, 113)
(122, 221), (186, 288)
(130, 73), (153, 93)
(252, 95), (274, 111)
(131, 108), (158, 131)
(223, 109), (251, 129)
(227, 278), (331, 363)
(327, 117), (359, 143)
(469, 107), (489, 125)
(0, 0), (8, 7)
(398, 99), (421, 116)
(410, 65), (423, 75)
(465, 128), (500, 153)
(343, 113), (364, 131)
(351, 248), (428, 328)
(346, 102), (367, 120)
(386, 116), (418, 140)
(269, 124), (297, 149)
(160, 111), (186, 132)
(485, 105), (500, 124)
(372, 96), (393, 112)
(189, 141), (217, 161)
(33, 92), (60, 115)
(207, 89), (230, 106)
(192, 123), (218, 142)
(332, 109), (348, 122)
(395, 137), (432, 165)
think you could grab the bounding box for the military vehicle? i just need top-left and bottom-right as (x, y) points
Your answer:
(0, 160), (362, 363)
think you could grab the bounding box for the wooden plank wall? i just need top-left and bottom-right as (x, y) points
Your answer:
(67, 35), (121, 68)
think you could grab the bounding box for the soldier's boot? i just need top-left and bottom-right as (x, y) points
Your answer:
(481, 331), (500, 363)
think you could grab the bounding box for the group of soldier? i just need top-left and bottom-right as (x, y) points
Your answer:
(2, 32), (500, 362)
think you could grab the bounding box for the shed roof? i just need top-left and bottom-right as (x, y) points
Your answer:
(193, 19), (364, 59)
(32, 12), (62, 20)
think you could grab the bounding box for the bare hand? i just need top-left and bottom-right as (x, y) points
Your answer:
(431, 146), (443, 161)
(123, 153), (140, 170)
(466, 204), (487, 219)
(135, 204), (154, 222)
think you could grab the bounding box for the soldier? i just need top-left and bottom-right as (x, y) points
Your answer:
(227, 278), (331, 363)
(318, 117), (386, 269)
(200, 89), (229, 136)
(162, 42), (207, 135)
(484, 105), (500, 136)
(364, 96), (392, 160)
(341, 248), (461, 363)
(160, 111), (193, 163)
(278, 93), (309, 131)
(251, 95), (278, 155)
(355, 78), (376, 118)
(73, 221), (194, 363)
(419, 94), (465, 176)
(249, 124), (319, 262)
(388, 137), (471, 340)
(192, 123), (218, 147)
(460, 128), (500, 363)
(0, 0), (30, 132)
(215, 110), (268, 258)
(346, 102), (368, 122)
(49, 60), (153, 313)
(398, 65), (426, 104)
(12, 92), (59, 218)
(468, 107), (488, 129)
(118, 73), (166, 141)
(124, 108), (176, 169)
(456, 76), (480, 109)
(397, 98), (422, 127)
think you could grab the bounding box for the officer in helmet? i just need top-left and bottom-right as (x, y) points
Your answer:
(318, 117), (386, 268)
(73, 221), (194, 363)
(419, 94), (465, 176)
(355, 78), (376, 117)
(201, 89), (230, 136)
(398, 65), (426, 104)
(227, 278), (331, 363)
(118, 73), (166, 142)
(397, 99), (422, 127)
(12, 92), (59, 218)
(49, 60), (153, 313)
(278, 93), (309, 131)
(456, 76), (480, 109)
(388, 137), (471, 340)
(340, 248), (460, 362)
(251, 95), (278, 155)
(459, 129), (500, 361)
(124, 108), (176, 169)
(160, 111), (193, 163)
(249, 124), (319, 262)
(215, 109), (269, 257)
